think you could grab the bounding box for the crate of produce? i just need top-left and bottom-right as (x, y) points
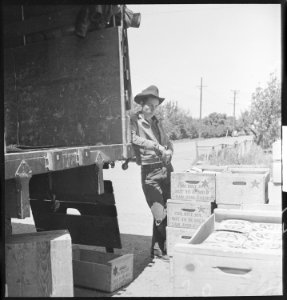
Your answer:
(216, 168), (270, 205)
(5, 230), (73, 297)
(167, 200), (212, 229)
(166, 226), (196, 257)
(171, 173), (216, 203)
(72, 246), (133, 292)
(173, 209), (282, 297)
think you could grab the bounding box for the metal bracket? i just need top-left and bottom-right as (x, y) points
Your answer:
(14, 160), (32, 218)
(15, 159), (32, 178)
(95, 152), (105, 195)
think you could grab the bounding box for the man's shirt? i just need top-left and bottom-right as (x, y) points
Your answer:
(130, 111), (173, 165)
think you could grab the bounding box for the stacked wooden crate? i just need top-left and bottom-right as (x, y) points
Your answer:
(5, 230), (74, 297)
(173, 208), (282, 296)
(216, 166), (270, 209)
(272, 140), (282, 184)
(167, 167), (224, 256)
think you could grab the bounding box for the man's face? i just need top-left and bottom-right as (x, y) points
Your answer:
(142, 97), (160, 118)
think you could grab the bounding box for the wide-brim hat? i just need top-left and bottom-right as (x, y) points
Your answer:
(134, 85), (165, 105)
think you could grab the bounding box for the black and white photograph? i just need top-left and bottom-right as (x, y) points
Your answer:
(3, 1), (285, 297)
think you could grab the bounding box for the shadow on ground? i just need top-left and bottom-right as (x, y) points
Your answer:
(73, 233), (153, 297)
(11, 222), (154, 297)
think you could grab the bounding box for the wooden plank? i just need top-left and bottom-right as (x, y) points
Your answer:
(4, 6), (80, 38)
(5, 157), (47, 179)
(5, 144), (133, 179)
(5, 178), (31, 219)
(173, 255), (282, 296)
(272, 140), (281, 161)
(30, 199), (117, 216)
(2, 5), (22, 24)
(171, 172), (216, 203)
(23, 5), (77, 19)
(5, 230), (73, 297)
(4, 27), (123, 147)
(184, 214), (215, 245)
(217, 202), (281, 211)
(214, 208), (281, 224)
(30, 200), (122, 248)
(189, 165), (228, 173)
(4, 49), (18, 146)
(272, 161), (282, 184)
(29, 166), (115, 204)
(268, 181), (282, 205)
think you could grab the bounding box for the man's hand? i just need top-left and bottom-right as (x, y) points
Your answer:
(162, 149), (173, 165)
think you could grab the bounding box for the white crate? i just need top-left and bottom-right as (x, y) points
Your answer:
(166, 226), (196, 257)
(217, 203), (281, 211)
(173, 209), (282, 297)
(268, 181), (282, 206)
(72, 247), (133, 292)
(272, 140), (281, 161)
(216, 169), (270, 205)
(171, 172), (216, 203)
(272, 161), (282, 184)
(167, 200), (211, 229)
(6, 230), (73, 297)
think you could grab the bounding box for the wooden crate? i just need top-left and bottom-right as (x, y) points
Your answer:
(272, 140), (281, 161)
(268, 181), (282, 205)
(171, 173), (216, 203)
(217, 203), (281, 211)
(216, 169), (270, 205)
(272, 160), (282, 184)
(5, 230), (73, 297)
(72, 246), (133, 292)
(167, 200), (212, 229)
(173, 209), (282, 296)
(166, 226), (196, 257)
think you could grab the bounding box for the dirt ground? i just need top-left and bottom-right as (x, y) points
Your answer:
(10, 136), (282, 297)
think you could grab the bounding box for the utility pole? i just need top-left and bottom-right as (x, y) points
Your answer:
(230, 90), (239, 128)
(197, 77), (207, 120)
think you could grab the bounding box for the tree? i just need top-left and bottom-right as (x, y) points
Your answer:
(250, 73), (281, 148)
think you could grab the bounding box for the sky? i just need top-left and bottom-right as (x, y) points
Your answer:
(126, 4), (281, 119)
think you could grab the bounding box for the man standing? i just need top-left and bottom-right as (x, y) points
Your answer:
(130, 85), (174, 261)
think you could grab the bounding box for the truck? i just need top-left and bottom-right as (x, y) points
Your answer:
(4, 3), (140, 253)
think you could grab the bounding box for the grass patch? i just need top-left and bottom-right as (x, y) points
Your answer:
(205, 143), (272, 171)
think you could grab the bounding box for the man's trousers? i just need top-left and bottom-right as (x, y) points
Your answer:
(141, 162), (174, 253)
